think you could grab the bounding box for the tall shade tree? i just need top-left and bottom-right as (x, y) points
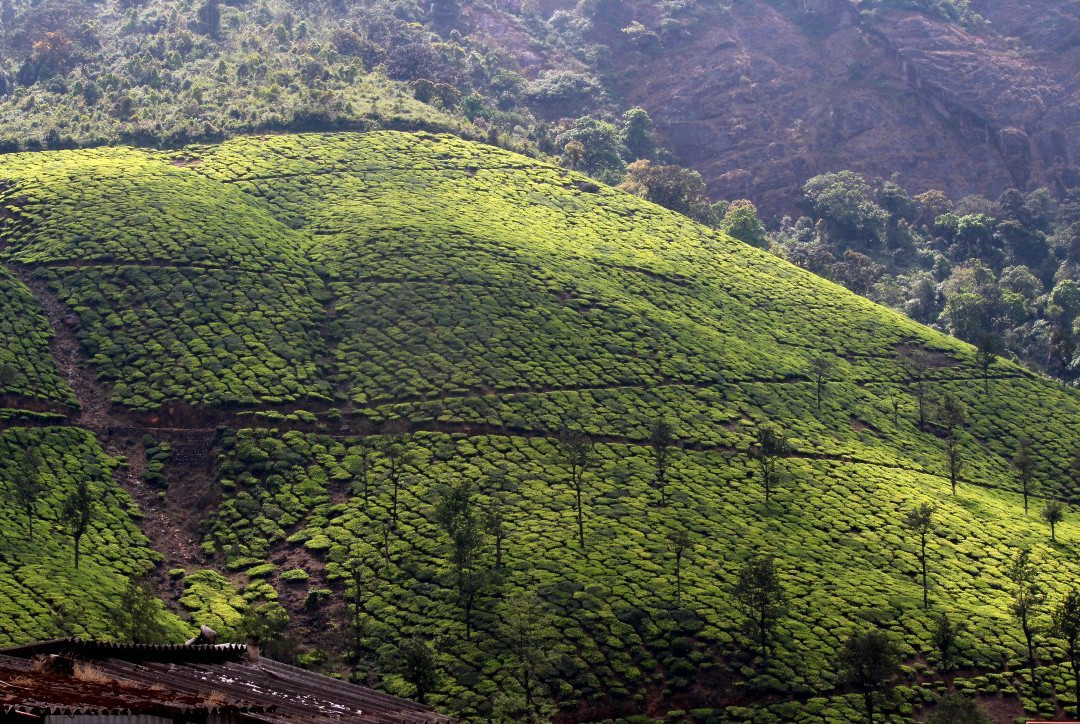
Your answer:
(344, 544), (381, 661)
(808, 356), (836, 411)
(112, 577), (170, 645)
(936, 392), (967, 495)
(1007, 549), (1044, 686)
(620, 107), (654, 159)
(1052, 588), (1080, 717)
(396, 638), (438, 704)
(435, 478), (488, 640)
(902, 502), (936, 609)
(667, 529), (691, 603)
(1042, 500), (1065, 542)
(11, 447), (45, 540)
(885, 389), (902, 426)
(486, 495), (509, 570)
(931, 614), (959, 672)
(648, 417), (675, 507)
(555, 426), (594, 549)
(731, 554), (786, 665)
(975, 332), (999, 396)
(752, 423), (789, 503)
(380, 428), (414, 529)
(60, 475), (96, 569)
(1013, 435), (1036, 515)
(900, 348), (933, 428)
(498, 590), (556, 722)
(719, 199), (768, 247)
(345, 440), (374, 508)
(837, 629), (900, 724)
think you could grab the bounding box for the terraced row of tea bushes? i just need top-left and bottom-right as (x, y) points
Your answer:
(0, 149), (313, 274)
(0, 409), (69, 424)
(192, 133), (537, 186)
(0, 426), (188, 644)
(39, 266), (332, 410)
(357, 369), (1080, 503)
(0, 268), (74, 406)
(327, 278), (678, 405)
(200, 135), (1051, 413)
(0, 134), (1045, 422)
(717, 685), (969, 724)
(203, 428), (1080, 719)
(175, 568), (286, 643)
(202, 135), (946, 371)
(232, 152), (934, 394)
(724, 660), (1080, 722)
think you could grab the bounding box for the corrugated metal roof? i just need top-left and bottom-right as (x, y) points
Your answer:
(0, 638), (247, 664)
(0, 655), (269, 719)
(0, 640), (455, 723)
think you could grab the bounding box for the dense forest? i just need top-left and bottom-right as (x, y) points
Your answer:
(773, 175), (1080, 384)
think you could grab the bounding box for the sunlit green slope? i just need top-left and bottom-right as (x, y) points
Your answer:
(3, 132), (1080, 720)
(0, 427), (188, 645)
(0, 267), (74, 409)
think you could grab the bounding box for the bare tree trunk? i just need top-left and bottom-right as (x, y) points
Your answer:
(1072, 651), (1079, 718)
(920, 535), (928, 609)
(675, 554), (682, 603)
(759, 610), (768, 664)
(575, 481), (584, 548)
(465, 592), (473, 641)
(1024, 621), (1037, 687)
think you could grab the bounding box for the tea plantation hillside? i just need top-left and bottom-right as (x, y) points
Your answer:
(0, 426), (189, 645)
(7, 132), (1080, 720)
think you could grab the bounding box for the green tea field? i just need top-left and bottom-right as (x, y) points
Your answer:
(3, 131), (1080, 721)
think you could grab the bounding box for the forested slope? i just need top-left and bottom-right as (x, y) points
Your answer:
(3, 131), (1080, 720)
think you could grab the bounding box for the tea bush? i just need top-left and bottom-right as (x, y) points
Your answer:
(6, 132), (1080, 719)
(0, 426), (188, 643)
(0, 268), (75, 406)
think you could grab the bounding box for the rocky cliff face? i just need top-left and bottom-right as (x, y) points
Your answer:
(474, 0), (1080, 217)
(613, 0), (1079, 216)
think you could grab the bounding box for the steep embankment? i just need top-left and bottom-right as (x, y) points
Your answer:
(2, 132), (1080, 720)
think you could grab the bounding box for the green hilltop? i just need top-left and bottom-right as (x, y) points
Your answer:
(3, 131), (1080, 720)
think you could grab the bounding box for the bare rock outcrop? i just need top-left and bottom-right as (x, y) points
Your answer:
(468, 0), (1080, 216)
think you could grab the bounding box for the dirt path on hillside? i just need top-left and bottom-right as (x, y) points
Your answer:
(17, 272), (203, 568)
(22, 276), (111, 430)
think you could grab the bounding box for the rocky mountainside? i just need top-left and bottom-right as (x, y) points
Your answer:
(2, 0), (1076, 219)
(478, 0), (1080, 217)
